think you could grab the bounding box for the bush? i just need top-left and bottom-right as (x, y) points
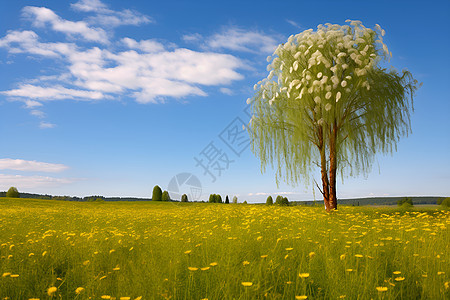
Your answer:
(152, 185), (162, 201)
(6, 187), (19, 198)
(398, 197), (413, 207)
(161, 191), (170, 201)
(181, 194), (188, 202)
(215, 194), (222, 203)
(275, 195), (283, 205)
(266, 196), (273, 205)
(440, 197), (450, 207)
(232, 196), (238, 204)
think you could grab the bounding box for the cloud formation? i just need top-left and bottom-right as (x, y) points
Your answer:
(0, 174), (75, 189)
(0, 158), (68, 172)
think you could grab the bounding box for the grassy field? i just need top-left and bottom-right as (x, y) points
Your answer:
(0, 198), (448, 299)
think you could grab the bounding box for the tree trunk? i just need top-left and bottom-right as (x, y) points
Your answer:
(318, 126), (331, 210)
(328, 121), (338, 211)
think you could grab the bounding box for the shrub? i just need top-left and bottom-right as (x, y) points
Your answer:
(152, 185), (162, 201)
(161, 191), (170, 201)
(243, 200), (247, 204)
(398, 197), (413, 207)
(275, 195), (283, 205)
(440, 197), (450, 207)
(181, 194), (188, 202)
(266, 196), (273, 205)
(232, 196), (238, 204)
(6, 187), (19, 198)
(215, 194), (222, 203)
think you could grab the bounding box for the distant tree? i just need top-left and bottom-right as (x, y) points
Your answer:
(266, 196), (273, 205)
(209, 194), (215, 203)
(161, 191), (170, 201)
(6, 187), (19, 198)
(281, 197), (290, 206)
(216, 194), (222, 203)
(398, 197), (413, 207)
(440, 197), (450, 208)
(275, 195), (283, 205)
(181, 194), (188, 202)
(225, 195), (230, 204)
(243, 200), (248, 204)
(152, 185), (162, 201)
(232, 196), (238, 204)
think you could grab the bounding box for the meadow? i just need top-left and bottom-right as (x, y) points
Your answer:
(0, 198), (448, 299)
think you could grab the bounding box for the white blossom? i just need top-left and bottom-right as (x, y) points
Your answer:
(325, 103), (332, 111)
(325, 92), (332, 99)
(341, 80), (347, 87)
(293, 60), (299, 71)
(314, 96), (321, 103)
(317, 72), (323, 79)
(246, 98), (251, 104)
(336, 91), (341, 102)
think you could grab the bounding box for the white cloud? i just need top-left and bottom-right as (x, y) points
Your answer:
(39, 121), (56, 129)
(71, 0), (152, 27)
(220, 87), (233, 95)
(286, 19), (302, 29)
(187, 27), (281, 54)
(30, 110), (45, 118)
(0, 174), (75, 189)
(0, 158), (68, 172)
(122, 37), (165, 53)
(2, 84), (104, 100)
(24, 100), (43, 108)
(22, 6), (108, 43)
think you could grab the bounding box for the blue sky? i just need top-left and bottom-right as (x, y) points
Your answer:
(0, 0), (449, 202)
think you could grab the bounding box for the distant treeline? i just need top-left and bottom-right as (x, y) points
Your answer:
(0, 192), (151, 202)
(293, 196), (443, 206)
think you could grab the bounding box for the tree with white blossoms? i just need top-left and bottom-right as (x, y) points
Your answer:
(247, 20), (420, 211)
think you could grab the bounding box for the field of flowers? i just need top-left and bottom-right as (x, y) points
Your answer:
(0, 198), (448, 299)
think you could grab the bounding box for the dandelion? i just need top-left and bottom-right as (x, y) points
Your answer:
(42, 251), (47, 257)
(113, 265), (120, 271)
(188, 267), (198, 271)
(340, 254), (346, 260)
(184, 250), (192, 254)
(47, 287), (57, 296)
(261, 255), (268, 258)
(28, 253), (34, 257)
(99, 275), (107, 280)
(345, 269), (353, 272)
(257, 236), (263, 241)
(2, 272), (11, 277)
(438, 272), (445, 275)
(308, 252), (315, 258)
(393, 271), (401, 275)
(135, 297), (143, 300)
(284, 254), (289, 259)
(83, 260), (90, 266)
(376, 287), (388, 292)
(201, 267), (210, 271)
(241, 282), (253, 287)
(354, 254), (363, 258)
(75, 287), (85, 294)
(10, 274), (19, 278)
(445, 282), (449, 290)
(299, 273), (310, 278)
(295, 296), (308, 300)
(210, 262), (218, 267)
(243, 261), (250, 266)
(109, 249), (115, 254)
(285, 247), (293, 251)
(101, 296), (111, 299)
(119, 297), (131, 300)
(395, 277), (405, 281)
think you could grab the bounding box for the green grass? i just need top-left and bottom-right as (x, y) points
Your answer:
(0, 197), (448, 299)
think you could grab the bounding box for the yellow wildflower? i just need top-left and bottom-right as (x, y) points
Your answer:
(47, 287), (57, 296)
(188, 267), (198, 271)
(299, 273), (310, 278)
(75, 287), (84, 294)
(295, 296), (308, 300)
(395, 277), (405, 281)
(393, 271), (401, 275)
(241, 282), (253, 287)
(376, 287), (388, 292)
(308, 252), (316, 258)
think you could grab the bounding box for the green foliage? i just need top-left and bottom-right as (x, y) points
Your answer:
(181, 194), (188, 202)
(247, 21), (420, 193)
(161, 191), (170, 201)
(275, 195), (283, 204)
(6, 187), (19, 198)
(243, 200), (248, 204)
(225, 195), (229, 204)
(266, 196), (273, 205)
(152, 185), (162, 201)
(232, 196), (238, 204)
(398, 197), (413, 207)
(208, 194), (222, 203)
(440, 197), (450, 207)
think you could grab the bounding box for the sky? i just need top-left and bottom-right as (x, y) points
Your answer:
(0, 0), (449, 203)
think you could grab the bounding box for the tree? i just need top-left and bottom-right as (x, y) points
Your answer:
(398, 197), (413, 207)
(162, 191), (170, 201)
(275, 195), (283, 205)
(181, 194), (188, 202)
(232, 196), (238, 204)
(6, 187), (19, 198)
(209, 194), (216, 203)
(152, 185), (162, 201)
(440, 197), (450, 207)
(225, 195), (230, 204)
(247, 20), (420, 211)
(215, 194), (222, 203)
(266, 196), (273, 205)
